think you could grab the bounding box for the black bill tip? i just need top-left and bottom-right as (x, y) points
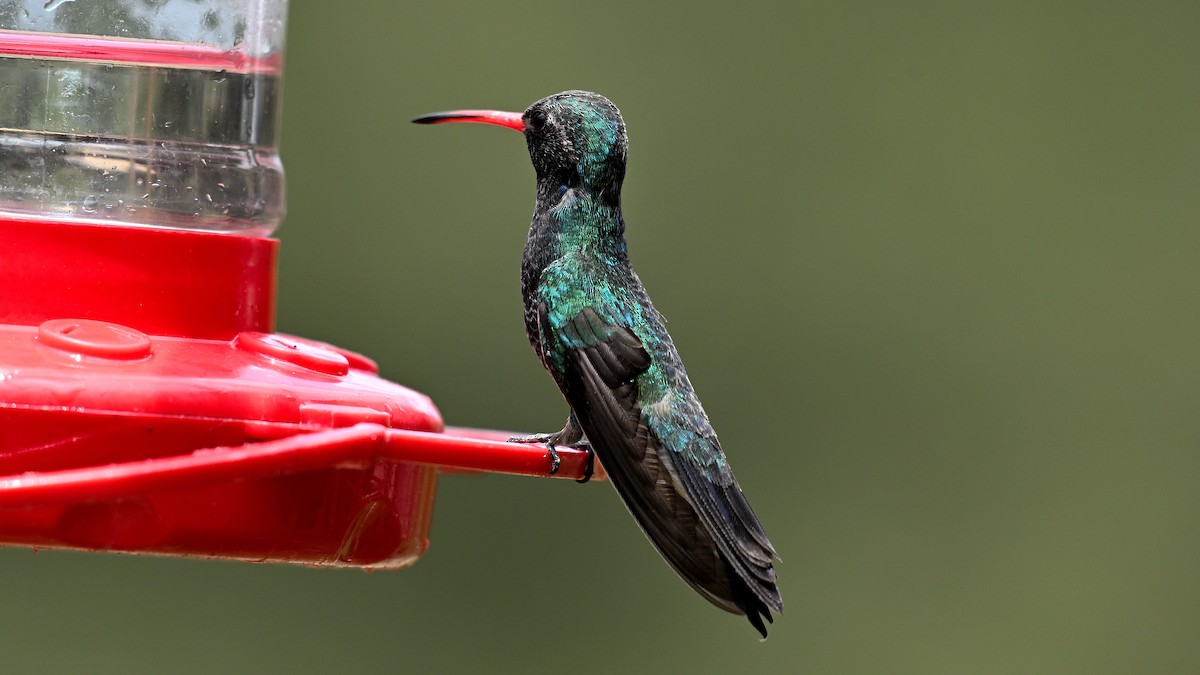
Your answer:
(412, 112), (471, 125)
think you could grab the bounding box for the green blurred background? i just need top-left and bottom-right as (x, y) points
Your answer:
(4, 1), (1199, 673)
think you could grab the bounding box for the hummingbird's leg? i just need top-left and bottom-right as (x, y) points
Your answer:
(509, 414), (590, 477)
(508, 413), (583, 445)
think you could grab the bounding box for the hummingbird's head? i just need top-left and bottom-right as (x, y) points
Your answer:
(414, 90), (628, 204)
(522, 91), (627, 199)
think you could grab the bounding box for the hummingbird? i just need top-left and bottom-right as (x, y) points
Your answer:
(413, 91), (783, 637)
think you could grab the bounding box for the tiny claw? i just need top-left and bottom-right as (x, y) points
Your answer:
(545, 442), (561, 475)
(576, 443), (595, 484)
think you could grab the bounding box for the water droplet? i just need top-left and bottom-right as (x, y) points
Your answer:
(214, 70), (228, 83)
(81, 195), (98, 213)
(244, 78), (255, 100)
(136, 178), (144, 186)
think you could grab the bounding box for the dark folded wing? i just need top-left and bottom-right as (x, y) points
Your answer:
(544, 304), (782, 626)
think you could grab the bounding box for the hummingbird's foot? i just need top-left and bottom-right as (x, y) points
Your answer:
(506, 434), (563, 474)
(507, 437), (575, 475)
(509, 414), (586, 477)
(508, 420), (592, 478)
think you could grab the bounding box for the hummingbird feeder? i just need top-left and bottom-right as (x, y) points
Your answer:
(0, 0), (594, 568)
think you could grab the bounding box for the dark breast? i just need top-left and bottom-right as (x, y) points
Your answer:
(520, 208), (562, 361)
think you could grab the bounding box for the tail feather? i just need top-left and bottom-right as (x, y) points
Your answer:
(736, 578), (775, 639)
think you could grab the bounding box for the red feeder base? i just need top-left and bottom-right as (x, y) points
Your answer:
(0, 216), (597, 567)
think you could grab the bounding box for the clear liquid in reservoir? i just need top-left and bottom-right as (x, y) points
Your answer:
(0, 30), (284, 234)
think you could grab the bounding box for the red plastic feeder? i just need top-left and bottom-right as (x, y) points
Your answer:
(0, 6), (596, 568)
(0, 216), (601, 568)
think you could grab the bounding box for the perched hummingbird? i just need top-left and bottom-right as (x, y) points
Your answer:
(414, 91), (783, 637)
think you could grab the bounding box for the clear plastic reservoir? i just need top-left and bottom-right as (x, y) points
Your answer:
(0, 0), (288, 235)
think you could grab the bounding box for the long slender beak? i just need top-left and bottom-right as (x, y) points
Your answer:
(411, 109), (525, 132)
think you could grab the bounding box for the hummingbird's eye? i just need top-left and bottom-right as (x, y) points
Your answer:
(527, 109), (549, 132)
